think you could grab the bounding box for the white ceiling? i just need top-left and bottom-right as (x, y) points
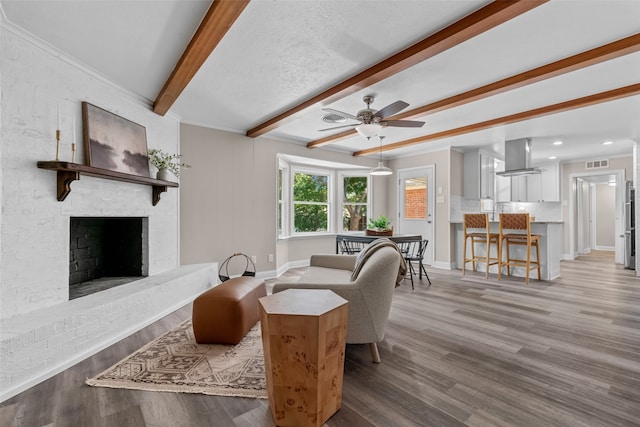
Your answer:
(2, 0), (639, 164)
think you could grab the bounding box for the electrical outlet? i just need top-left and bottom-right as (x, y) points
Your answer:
(268, 253), (274, 263)
(251, 255), (257, 264)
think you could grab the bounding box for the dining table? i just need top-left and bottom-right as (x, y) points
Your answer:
(335, 233), (422, 254)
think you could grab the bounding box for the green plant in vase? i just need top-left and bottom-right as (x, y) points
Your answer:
(366, 215), (393, 236)
(148, 148), (191, 180)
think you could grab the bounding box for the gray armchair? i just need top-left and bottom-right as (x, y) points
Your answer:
(272, 245), (402, 363)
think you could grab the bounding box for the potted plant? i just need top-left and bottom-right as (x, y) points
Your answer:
(366, 215), (393, 236)
(148, 148), (191, 181)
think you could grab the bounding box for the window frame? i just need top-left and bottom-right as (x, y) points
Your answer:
(277, 156), (371, 239)
(277, 159), (289, 239)
(290, 166), (333, 236)
(338, 171), (371, 234)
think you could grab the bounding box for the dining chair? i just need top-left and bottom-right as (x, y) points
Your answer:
(400, 239), (431, 289)
(340, 239), (364, 254)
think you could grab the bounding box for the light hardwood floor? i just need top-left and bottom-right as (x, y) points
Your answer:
(1, 251), (639, 426)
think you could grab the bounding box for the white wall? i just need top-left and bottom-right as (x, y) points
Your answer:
(595, 184), (615, 248)
(0, 23), (181, 318)
(582, 180), (590, 252)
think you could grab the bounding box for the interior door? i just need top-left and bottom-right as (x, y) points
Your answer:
(398, 166), (435, 265)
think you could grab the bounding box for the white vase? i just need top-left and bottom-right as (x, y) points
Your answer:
(156, 168), (173, 181)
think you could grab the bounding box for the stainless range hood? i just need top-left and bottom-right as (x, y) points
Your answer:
(496, 138), (541, 177)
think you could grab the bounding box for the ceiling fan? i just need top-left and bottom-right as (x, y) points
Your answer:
(319, 95), (425, 138)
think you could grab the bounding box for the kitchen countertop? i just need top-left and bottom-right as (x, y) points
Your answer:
(449, 220), (564, 224)
(451, 221), (564, 280)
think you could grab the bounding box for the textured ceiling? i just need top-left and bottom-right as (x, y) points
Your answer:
(2, 0), (639, 164)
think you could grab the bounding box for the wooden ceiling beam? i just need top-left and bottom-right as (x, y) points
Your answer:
(308, 33), (640, 149)
(153, 0), (250, 116)
(352, 83), (640, 156)
(246, 0), (548, 138)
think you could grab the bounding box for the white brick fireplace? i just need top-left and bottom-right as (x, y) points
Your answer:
(0, 20), (213, 401)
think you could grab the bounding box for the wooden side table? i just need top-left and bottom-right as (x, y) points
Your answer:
(259, 289), (348, 427)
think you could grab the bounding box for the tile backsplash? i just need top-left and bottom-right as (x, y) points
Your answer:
(450, 196), (563, 223)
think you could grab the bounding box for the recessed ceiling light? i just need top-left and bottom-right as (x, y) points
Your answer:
(549, 156), (557, 160)
(553, 140), (563, 145)
(603, 140), (614, 145)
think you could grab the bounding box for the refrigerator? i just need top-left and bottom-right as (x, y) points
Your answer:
(625, 181), (635, 269)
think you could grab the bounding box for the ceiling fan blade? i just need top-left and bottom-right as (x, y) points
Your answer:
(380, 120), (425, 128)
(373, 100), (409, 119)
(318, 124), (358, 132)
(321, 108), (359, 121)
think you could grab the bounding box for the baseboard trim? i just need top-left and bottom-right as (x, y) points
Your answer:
(254, 270), (278, 280)
(276, 259), (311, 277)
(433, 261), (454, 270)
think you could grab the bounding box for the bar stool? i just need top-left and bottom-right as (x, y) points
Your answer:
(498, 213), (541, 284)
(463, 213), (499, 278)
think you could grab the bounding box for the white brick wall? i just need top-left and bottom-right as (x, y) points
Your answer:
(0, 19), (204, 401)
(1, 24), (181, 318)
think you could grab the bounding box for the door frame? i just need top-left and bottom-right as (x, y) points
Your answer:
(568, 169), (625, 263)
(397, 165), (435, 266)
(576, 178), (585, 255)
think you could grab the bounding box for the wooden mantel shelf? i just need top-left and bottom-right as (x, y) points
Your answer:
(37, 161), (179, 206)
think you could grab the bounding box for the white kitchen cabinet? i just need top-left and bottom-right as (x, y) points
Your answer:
(510, 175), (529, 202)
(539, 162), (560, 202)
(509, 162), (560, 202)
(464, 150), (496, 200)
(495, 159), (511, 202)
(527, 174), (542, 202)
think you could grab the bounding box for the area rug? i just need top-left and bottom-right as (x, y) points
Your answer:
(86, 319), (267, 398)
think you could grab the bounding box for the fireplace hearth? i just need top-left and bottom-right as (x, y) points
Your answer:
(69, 217), (148, 299)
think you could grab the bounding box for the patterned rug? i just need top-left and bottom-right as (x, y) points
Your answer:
(86, 320), (267, 398)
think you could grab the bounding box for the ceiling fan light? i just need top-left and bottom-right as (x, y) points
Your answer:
(356, 123), (382, 138)
(370, 161), (393, 176)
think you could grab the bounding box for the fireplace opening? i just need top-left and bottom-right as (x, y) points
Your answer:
(69, 217), (148, 299)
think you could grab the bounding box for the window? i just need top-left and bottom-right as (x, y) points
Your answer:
(293, 170), (330, 233)
(278, 155), (370, 237)
(403, 177), (427, 219)
(341, 175), (368, 231)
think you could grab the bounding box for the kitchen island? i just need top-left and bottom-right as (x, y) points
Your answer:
(452, 220), (563, 281)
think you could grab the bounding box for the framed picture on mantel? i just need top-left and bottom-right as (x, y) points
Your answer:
(82, 102), (150, 177)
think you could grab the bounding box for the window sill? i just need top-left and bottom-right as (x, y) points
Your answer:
(278, 233), (337, 241)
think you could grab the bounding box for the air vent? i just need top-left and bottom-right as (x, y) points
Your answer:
(321, 113), (346, 123)
(585, 159), (609, 170)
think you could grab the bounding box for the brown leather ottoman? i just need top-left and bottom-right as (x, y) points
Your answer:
(192, 276), (267, 344)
